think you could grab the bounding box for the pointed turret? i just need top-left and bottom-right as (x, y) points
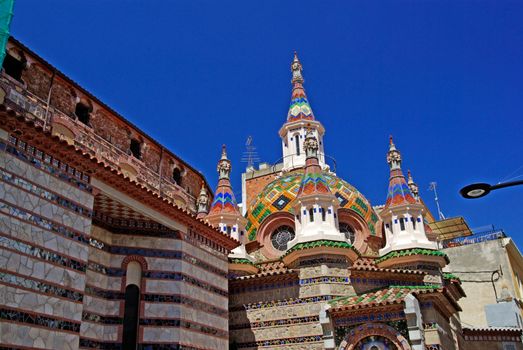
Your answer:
(280, 52), (326, 171)
(206, 145), (253, 262)
(407, 170), (420, 202)
(384, 136), (417, 208)
(379, 137), (442, 273)
(286, 130), (343, 249)
(196, 183), (209, 219)
(288, 52), (315, 122)
(208, 145), (240, 216)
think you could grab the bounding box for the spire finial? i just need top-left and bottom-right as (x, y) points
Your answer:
(407, 169), (420, 201)
(386, 136), (401, 170)
(291, 51), (304, 84)
(217, 145), (231, 179)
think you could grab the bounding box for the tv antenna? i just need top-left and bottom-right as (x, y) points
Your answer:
(429, 182), (445, 220)
(241, 136), (260, 169)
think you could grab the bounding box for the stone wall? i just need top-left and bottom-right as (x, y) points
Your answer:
(0, 132), (93, 349)
(444, 238), (518, 327)
(229, 257), (353, 349)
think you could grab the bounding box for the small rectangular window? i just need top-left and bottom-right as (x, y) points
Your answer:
(399, 218), (405, 231)
(309, 208), (314, 222)
(412, 217), (417, 230)
(130, 139), (142, 159)
(321, 208), (326, 221)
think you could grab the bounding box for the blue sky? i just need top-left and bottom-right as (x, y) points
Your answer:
(11, 1), (523, 244)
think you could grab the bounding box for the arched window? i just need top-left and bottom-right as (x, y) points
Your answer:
(3, 52), (26, 82)
(130, 139), (142, 159)
(75, 102), (91, 126)
(122, 284), (140, 350)
(122, 260), (142, 350)
(339, 222), (355, 243)
(399, 217), (406, 231)
(172, 167), (182, 185)
(309, 208), (314, 222)
(226, 226), (232, 235)
(271, 225), (295, 251)
(295, 134), (300, 156)
(412, 216), (417, 230)
(321, 207), (326, 221)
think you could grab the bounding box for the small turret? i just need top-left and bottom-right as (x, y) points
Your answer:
(380, 137), (438, 255)
(286, 130), (343, 249)
(206, 145), (253, 262)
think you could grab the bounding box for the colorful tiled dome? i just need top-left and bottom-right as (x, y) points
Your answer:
(246, 171), (380, 241)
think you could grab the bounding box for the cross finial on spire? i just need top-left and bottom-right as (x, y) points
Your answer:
(291, 51), (304, 84)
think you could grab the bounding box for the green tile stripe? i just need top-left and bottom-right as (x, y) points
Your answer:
(282, 239), (359, 258)
(376, 248), (449, 264)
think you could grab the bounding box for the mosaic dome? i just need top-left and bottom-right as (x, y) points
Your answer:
(246, 171), (380, 241)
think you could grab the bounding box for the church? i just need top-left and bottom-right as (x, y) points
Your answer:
(0, 37), (521, 350)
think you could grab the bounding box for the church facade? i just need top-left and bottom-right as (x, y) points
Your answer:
(0, 37), (521, 350)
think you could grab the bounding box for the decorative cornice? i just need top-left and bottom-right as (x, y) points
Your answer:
(0, 106), (239, 251)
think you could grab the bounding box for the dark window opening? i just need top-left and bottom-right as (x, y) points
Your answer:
(295, 135), (300, 156)
(172, 167), (182, 185)
(2, 53), (25, 82)
(122, 284), (140, 350)
(399, 217), (405, 231)
(412, 217), (417, 230)
(309, 208), (314, 222)
(226, 226), (232, 235)
(130, 139), (142, 159)
(75, 103), (91, 125)
(321, 207), (326, 221)
(339, 222), (355, 243)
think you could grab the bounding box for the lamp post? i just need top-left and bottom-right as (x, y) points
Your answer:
(460, 180), (523, 199)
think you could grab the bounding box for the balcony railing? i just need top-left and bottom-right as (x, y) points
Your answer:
(0, 72), (196, 212)
(441, 230), (506, 248)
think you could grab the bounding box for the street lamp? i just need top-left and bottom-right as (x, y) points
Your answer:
(460, 180), (523, 199)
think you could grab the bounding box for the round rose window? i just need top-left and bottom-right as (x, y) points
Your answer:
(270, 225), (295, 251)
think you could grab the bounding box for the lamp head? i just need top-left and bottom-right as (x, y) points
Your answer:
(460, 183), (491, 199)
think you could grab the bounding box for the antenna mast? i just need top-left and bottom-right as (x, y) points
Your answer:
(429, 182), (445, 220)
(241, 136), (260, 169)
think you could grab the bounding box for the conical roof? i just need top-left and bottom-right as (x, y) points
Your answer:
(287, 52), (315, 122)
(384, 137), (417, 208)
(209, 145), (241, 215)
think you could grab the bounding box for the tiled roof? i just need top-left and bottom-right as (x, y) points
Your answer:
(234, 259), (297, 281)
(283, 239), (358, 258)
(328, 285), (440, 312)
(229, 258), (257, 266)
(385, 169), (417, 208)
(352, 257), (425, 275)
(442, 272), (461, 282)
(376, 248), (449, 264)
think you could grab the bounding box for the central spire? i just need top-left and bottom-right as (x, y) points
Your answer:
(280, 53), (326, 172)
(287, 52), (315, 122)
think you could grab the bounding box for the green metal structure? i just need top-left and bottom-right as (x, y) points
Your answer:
(0, 0), (14, 67)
